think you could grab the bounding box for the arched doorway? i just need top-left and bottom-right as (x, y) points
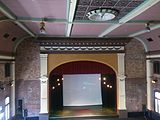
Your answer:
(49, 61), (117, 117)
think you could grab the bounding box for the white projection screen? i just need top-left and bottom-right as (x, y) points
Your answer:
(63, 74), (102, 106)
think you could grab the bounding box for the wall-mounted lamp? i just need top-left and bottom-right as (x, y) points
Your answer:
(9, 81), (13, 86)
(0, 80), (13, 91)
(152, 79), (158, 84)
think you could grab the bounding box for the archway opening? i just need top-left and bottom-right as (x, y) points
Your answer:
(49, 61), (117, 117)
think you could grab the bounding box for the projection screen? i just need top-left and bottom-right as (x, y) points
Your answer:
(63, 74), (102, 106)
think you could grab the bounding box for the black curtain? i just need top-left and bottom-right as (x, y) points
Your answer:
(49, 75), (63, 111)
(101, 74), (116, 109)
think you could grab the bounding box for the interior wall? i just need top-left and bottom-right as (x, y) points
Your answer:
(15, 39), (40, 116)
(14, 38), (148, 116)
(125, 39), (146, 112)
(48, 54), (118, 75)
(0, 62), (12, 117)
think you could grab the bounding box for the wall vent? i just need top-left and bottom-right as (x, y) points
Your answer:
(147, 38), (153, 42)
(3, 33), (9, 39)
(12, 37), (17, 41)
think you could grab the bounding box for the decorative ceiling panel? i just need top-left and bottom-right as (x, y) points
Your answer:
(103, 0), (117, 6)
(106, 23), (145, 37)
(115, 0), (130, 7)
(75, 0), (146, 21)
(78, 0), (91, 5)
(71, 23), (112, 36)
(45, 23), (66, 36)
(127, 1), (144, 7)
(132, 2), (160, 20)
(0, 0), (67, 19)
(91, 0), (104, 6)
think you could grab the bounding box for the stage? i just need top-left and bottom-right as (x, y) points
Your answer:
(49, 106), (118, 119)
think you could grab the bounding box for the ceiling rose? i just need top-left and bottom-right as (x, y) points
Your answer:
(86, 8), (119, 21)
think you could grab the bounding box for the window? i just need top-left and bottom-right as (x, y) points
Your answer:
(0, 106), (4, 120)
(153, 61), (160, 74)
(5, 97), (10, 120)
(155, 91), (160, 114)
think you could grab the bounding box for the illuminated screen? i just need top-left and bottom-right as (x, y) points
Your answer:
(63, 74), (102, 106)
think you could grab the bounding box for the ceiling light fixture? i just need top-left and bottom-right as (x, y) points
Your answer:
(40, 20), (46, 34)
(86, 8), (119, 21)
(145, 22), (151, 32)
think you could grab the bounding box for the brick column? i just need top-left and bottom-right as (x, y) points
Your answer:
(117, 53), (127, 118)
(39, 54), (48, 120)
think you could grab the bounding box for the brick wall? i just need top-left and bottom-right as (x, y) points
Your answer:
(0, 62), (12, 116)
(15, 39), (40, 81)
(125, 39), (146, 78)
(125, 39), (147, 112)
(126, 78), (146, 112)
(15, 80), (40, 116)
(15, 39), (40, 116)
